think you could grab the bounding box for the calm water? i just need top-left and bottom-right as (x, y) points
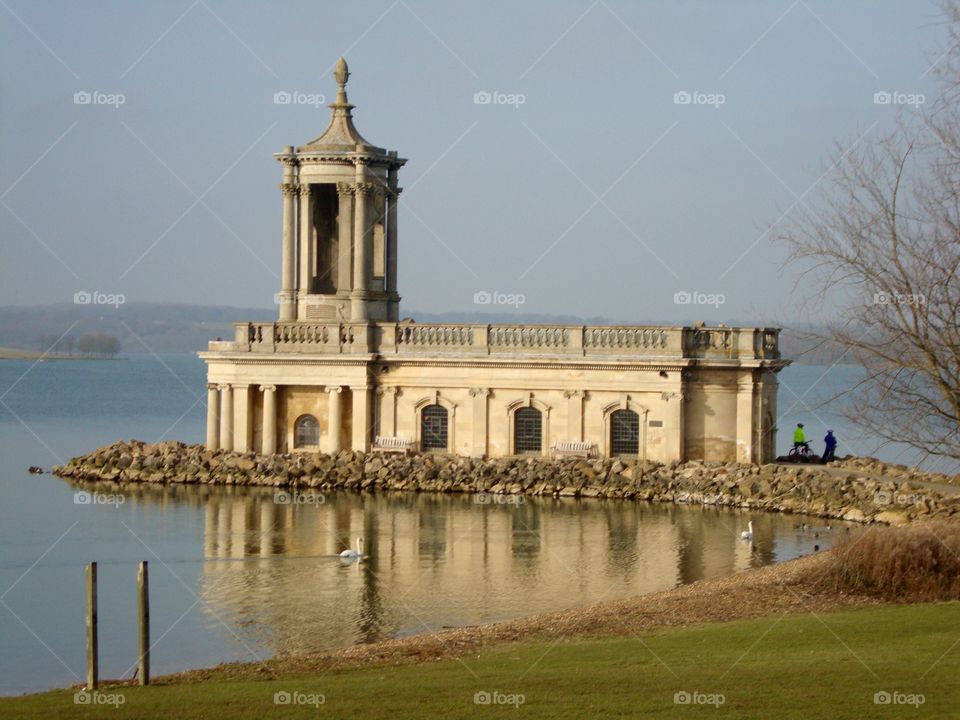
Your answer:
(0, 355), (879, 695)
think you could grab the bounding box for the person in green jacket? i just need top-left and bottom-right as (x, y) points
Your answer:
(793, 423), (806, 448)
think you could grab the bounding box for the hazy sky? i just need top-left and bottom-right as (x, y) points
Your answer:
(0, 0), (946, 322)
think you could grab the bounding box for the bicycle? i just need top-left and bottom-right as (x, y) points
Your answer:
(787, 442), (820, 463)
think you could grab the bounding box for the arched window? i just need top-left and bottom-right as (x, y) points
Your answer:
(514, 406), (543, 454)
(610, 409), (639, 455)
(294, 414), (320, 448)
(421, 404), (448, 451)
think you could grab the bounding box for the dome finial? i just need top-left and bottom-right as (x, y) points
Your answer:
(334, 57), (349, 89)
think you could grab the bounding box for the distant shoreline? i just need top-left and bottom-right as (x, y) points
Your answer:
(0, 347), (119, 361)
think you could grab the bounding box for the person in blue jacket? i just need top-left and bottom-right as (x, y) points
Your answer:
(822, 430), (838, 463)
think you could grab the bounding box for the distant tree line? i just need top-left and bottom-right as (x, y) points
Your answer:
(37, 333), (121, 358)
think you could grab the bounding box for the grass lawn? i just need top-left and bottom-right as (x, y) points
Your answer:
(3, 602), (958, 719)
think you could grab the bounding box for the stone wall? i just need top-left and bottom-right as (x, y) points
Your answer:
(50, 440), (960, 526)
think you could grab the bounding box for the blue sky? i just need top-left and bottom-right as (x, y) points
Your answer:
(0, 0), (946, 322)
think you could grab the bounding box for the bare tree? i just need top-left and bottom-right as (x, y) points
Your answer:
(781, 2), (960, 463)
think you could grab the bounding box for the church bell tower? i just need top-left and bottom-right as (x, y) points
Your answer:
(274, 57), (405, 323)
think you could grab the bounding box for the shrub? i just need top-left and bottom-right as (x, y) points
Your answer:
(824, 522), (960, 601)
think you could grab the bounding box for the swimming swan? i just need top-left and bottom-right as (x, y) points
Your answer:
(740, 521), (753, 541)
(340, 537), (365, 560)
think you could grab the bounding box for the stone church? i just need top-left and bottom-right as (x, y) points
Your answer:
(201, 58), (787, 464)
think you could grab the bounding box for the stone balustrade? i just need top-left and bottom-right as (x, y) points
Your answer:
(215, 321), (781, 360)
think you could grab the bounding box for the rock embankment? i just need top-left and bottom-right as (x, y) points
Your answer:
(53, 440), (960, 525)
(828, 456), (959, 487)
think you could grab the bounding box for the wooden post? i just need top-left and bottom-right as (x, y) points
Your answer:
(86, 562), (98, 690)
(137, 561), (150, 685)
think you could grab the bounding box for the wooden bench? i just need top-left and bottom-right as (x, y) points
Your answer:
(372, 436), (415, 455)
(551, 441), (594, 458)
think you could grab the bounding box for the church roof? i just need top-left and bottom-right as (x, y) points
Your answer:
(298, 57), (386, 155)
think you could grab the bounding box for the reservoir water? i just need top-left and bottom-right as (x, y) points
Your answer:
(0, 355), (887, 695)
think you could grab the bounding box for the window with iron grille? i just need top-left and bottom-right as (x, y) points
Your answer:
(610, 409), (639, 455)
(514, 406), (542, 454)
(294, 414), (320, 448)
(421, 404), (448, 451)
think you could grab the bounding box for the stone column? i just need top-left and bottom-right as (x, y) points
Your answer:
(232, 385), (251, 453)
(469, 388), (489, 457)
(564, 390), (584, 441)
(378, 386), (398, 437)
(261, 385), (277, 455)
(279, 181), (298, 321)
(206, 385), (220, 450)
(298, 184), (313, 303)
(326, 386), (342, 454)
(386, 172), (401, 321)
(336, 182), (354, 297)
(351, 161), (372, 320)
(736, 372), (756, 463)
(351, 385), (372, 452)
(219, 384), (233, 452)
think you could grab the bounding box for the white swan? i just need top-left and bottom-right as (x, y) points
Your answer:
(339, 537), (364, 560)
(740, 521), (753, 541)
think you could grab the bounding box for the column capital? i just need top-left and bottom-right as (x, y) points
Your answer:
(563, 389), (584, 399)
(336, 181), (355, 197)
(217, 383), (232, 391)
(387, 186), (403, 199)
(377, 386), (398, 397)
(354, 181), (375, 198)
(279, 182), (299, 197)
(469, 387), (490, 398)
(259, 384), (277, 393)
(325, 385), (343, 395)
(207, 383), (219, 392)
(298, 184), (311, 197)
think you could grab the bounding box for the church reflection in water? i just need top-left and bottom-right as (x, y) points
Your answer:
(181, 488), (832, 656)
